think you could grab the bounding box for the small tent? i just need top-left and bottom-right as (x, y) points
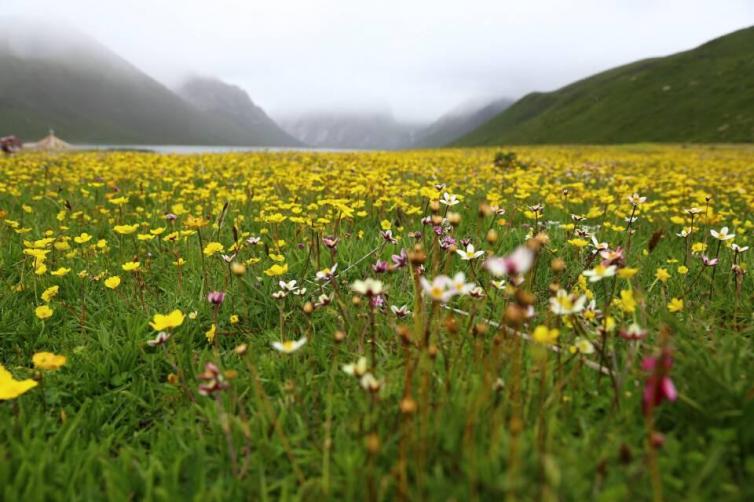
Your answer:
(24, 130), (72, 151)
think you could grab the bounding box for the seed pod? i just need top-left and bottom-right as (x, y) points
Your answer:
(400, 396), (417, 414)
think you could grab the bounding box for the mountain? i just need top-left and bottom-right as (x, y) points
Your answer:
(413, 97), (513, 148)
(0, 21), (294, 146)
(278, 111), (422, 150)
(456, 26), (754, 146)
(176, 77), (301, 147)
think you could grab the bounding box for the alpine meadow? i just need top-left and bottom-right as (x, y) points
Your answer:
(1, 1), (754, 501)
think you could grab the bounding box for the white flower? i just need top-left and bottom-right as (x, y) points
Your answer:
(449, 272), (475, 296)
(582, 263), (617, 282)
(351, 278), (384, 296)
(147, 331), (171, 347)
(732, 243), (749, 253)
(279, 280), (298, 291)
(490, 279), (507, 290)
(484, 245), (534, 277)
(359, 372), (382, 392)
(342, 357), (368, 377)
(390, 305), (411, 318)
(456, 243), (485, 261)
(549, 289), (587, 316)
(420, 275), (455, 303)
(271, 337), (307, 354)
(628, 193), (646, 206)
(440, 192), (460, 206)
(590, 236), (609, 253)
(710, 227), (735, 241)
(315, 263), (337, 281)
(272, 290), (287, 300)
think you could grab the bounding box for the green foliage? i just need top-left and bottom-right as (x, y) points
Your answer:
(457, 27), (754, 145)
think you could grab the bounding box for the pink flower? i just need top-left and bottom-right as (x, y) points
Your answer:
(322, 235), (339, 249)
(642, 349), (677, 415)
(484, 245), (534, 277)
(207, 291), (226, 305)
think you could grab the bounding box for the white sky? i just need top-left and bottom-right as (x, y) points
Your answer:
(5, 0), (753, 122)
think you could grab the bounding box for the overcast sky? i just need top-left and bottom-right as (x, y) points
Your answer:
(6, 0), (753, 122)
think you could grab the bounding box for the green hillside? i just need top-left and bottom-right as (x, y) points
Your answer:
(0, 24), (298, 146)
(456, 26), (754, 145)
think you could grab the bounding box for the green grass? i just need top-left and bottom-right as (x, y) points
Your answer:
(456, 26), (754, 145)
(0, 147), (753, 501)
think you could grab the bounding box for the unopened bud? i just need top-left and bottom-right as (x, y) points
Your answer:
(400, 396), (417, 414)
(550, 258), (566, 273)
(409, 245), (426, 265)
(443, 315), (458, 334)
(504, 304), (526, 327)
(486, 228), (498, 244)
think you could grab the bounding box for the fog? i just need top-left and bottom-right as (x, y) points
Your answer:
(5, 0), (753, 123)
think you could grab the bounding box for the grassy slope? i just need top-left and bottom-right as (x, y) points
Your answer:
(0, 52), (287, 146)
(457, 26), (754, 145)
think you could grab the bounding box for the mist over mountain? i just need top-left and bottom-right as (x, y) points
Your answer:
(0, 20), (297, 146)
(277, 110), (423, 150)
(413, 97), (513, 147)
(176, 77), (301, 147)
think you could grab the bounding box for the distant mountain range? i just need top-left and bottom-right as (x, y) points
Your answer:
(413, 97), (513, 148)
(0, 22), (299, 146)
(276, 98), (513, 150)
(456, 26), (754, 145)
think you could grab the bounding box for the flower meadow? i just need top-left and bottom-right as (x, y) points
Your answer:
(0, 145), (753, 500)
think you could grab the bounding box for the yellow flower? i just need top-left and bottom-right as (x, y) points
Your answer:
(380, 219), (392, 231)
(617, 267), (638, 279)
(41, 285), (59, 302)
(0, 364), (38, 400)
(264, 263), (288, 276)
(51, 267), (71, 277)
(618, 289), (636, 313)
(677, 265), (689, 275)
(229, 314), (239, 325)
(104, 276), (121, 289)
(205, 323), (217, 343)
(35, 264), (47, 275)
(122, 261), (141, 272)
(74, 233), (92, 244)
(32, 352), (67, 370)
(567, 238), (589, 248)
(667, 298), (684, 313)
(655, 268), (671, 283)
(203, 242), (224, 256)
(114, 224), (139, 235)
(532, 325), (559, 345)
(149, 310), (185, 331)
(108, 196), (129, 206)
(185, 215), (208, 229)
(35, 305), (54, 320)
